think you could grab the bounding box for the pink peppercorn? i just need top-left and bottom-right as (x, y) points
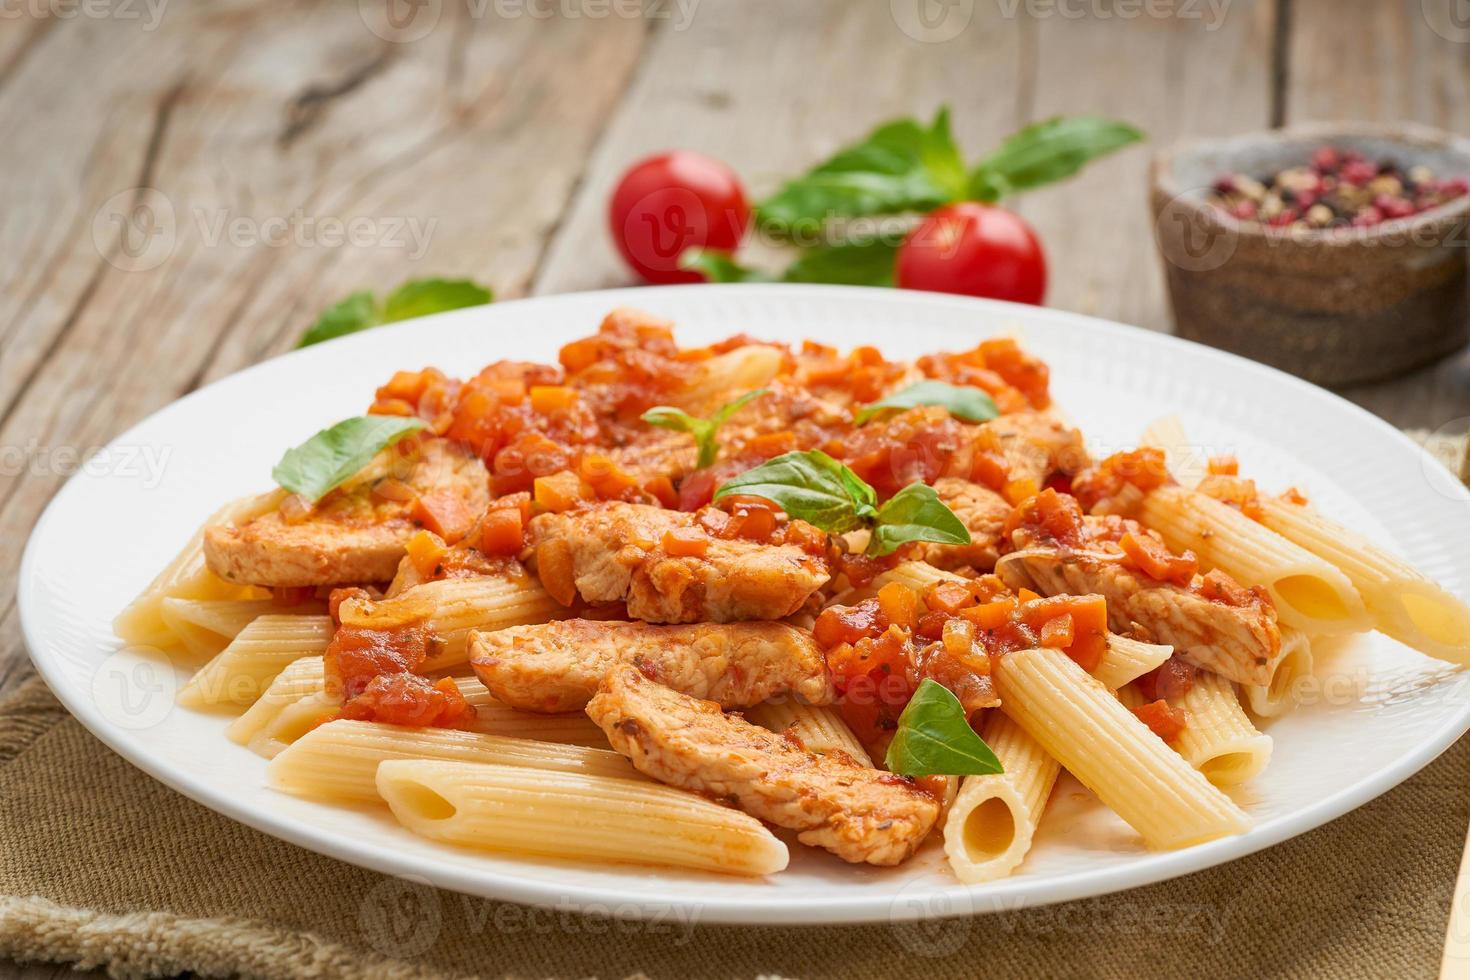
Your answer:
(1295, 189), (1319, 208)
(1441, 177), (1469, 199)
(1228, 201), (1257, 220)
(1374, 194), (1415, 219)
(1267, 208), (1300, 227)
(1340, 159), (1377, 185)
(1352, 207), (1384, 227)
(1311, 146), (1340, 173)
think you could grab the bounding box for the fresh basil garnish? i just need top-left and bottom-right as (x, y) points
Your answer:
(756, 108), (965, 233)
(854, 380), (1000, 425)
(969, 116), (1144, 202)
(641, 390), (768, 469)
(714, 450), (969, 556)
(682, 238), (899, 288)
(885, 679), (1004, 777)
(271, 416), (426, 502)
(680, 250), (774, 284)
(298, 278), (493, 348)
(868, 483), (972, 557)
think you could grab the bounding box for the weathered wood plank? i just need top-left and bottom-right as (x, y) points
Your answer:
(1286, 0), (1470, 428)
(1019, 0), (1278, 331)
(533, 0), (1028, 294)
(0, 4), (649, 694)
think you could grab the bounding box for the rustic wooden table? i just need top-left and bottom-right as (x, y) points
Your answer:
(2, 0), (1468, 975)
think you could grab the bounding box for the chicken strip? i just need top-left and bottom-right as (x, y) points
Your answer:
(469, 619), (834, 712)
(979, 411), (1089, 489)
(205, 439), (490, 588)
(918, 478), (1011, 571)
(529, 503), (830, 623)
(997, 546), (1281, 686)
(587, 666), (941, 866)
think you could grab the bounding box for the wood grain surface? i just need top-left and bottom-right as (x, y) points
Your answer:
(1, 2), (1467, 973)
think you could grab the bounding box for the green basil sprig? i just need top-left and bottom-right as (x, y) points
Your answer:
(969, 116), (1145, 202)
(272, 416), (426, 502)
(854, 380), (1000, 425)
(641, 390), (768, 469)
(298, 278), (493, 348)
(713, 450), (970, 557)
(683, 238), (901, 289)
(885, 679), (1003, 777)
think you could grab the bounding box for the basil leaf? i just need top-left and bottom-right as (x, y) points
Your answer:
(782, 238), (899, 287)
(680, 249), (774, 283)
(382, 278), (492, 322)
(854, 380), (1000, 425)
(714, 450), (873, 533)
(970, 116), (1143, 202)
(868, 482), (972, 557)
(271, 416), (426, 502)
(756, 108), (966, 231)
(297, 291), (379, 348)
(885, 679), (1003, 777)
(298, 278), (493, 348)
(642, 390), (767, 469)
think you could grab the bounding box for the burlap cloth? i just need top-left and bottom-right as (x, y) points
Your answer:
(3, 431), (1468, 980)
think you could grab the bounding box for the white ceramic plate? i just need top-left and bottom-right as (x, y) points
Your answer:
(19, 284), (1470, 925)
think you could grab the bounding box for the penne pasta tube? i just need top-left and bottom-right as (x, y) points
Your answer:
(1138, 485), (1371, 635)
(744, 700), (872, 767)
(268, 720), (639, 804)
(943, 710), (1061, 883)
(376, 759), (789, 876)
(995, 646), (1250, 849)
(113, 490), (283, 650)
(178, 615), (334, 708)
(1258, 498), (1470, 666)
(1119, 671), (1271, 786)
(1138, 415), (1206, 489)
(338, 575), (564, 672)
(1093, 634), (1173, 691)
(1242, 627), (1312, 719)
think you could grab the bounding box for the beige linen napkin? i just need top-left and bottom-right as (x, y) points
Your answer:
(2, 432), (1466, 980)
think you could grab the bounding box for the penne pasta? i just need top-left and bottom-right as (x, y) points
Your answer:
(995, 646), (1250, 849)
(338, 575), (564, 672)
(268, 720), (638, 804)
(943, 710), (1061, 883)
(1119, 671), (1271, 786)
(744, 700), (873, 766)
(1093, 634), (1173, 691)
(376, 759), (789, 876)
(113, 490), (283, 650)
(1138, 415), (1206, 489)
(1258, 498), (1470, 666)
(1242, 627), (1312, 719)
(177, 615), (335, 708)
(1138, 485), (1371, 635)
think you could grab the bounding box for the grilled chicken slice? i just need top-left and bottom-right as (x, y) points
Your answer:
(469, 619), (834, 712)
(996, 545), (1281, 686)
(529, 503), (830, 623)
(204, 439), (490, 588)
(981, 411), (1088, 488)
(587, 666), (941, 866)
(919, 478), (1011, 572)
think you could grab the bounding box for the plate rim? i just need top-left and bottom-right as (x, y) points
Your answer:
(18, 282), (1470, 925)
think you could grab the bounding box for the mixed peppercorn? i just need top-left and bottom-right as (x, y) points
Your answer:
(1207, 145), (1468, 230)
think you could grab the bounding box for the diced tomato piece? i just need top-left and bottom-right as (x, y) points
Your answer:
(529, 385), (578, 413)
(1137, 656), (1197, 702)
(1207, 455), (1239, 476)
(1003, 477), (1039, 506)
(1132, 699), (1187, 742)
(643, 475), (678, 508)
(814, 600), (885, 648)
(324, 625), (429, 701)
(676, 470), (718, 511)
(339, 672), (469, 728)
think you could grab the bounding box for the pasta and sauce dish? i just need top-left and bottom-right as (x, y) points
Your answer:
(113, 308), (1470, 884)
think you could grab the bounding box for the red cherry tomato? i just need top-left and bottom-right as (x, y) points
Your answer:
(896, 203), (1047, 305)
(608, 151), (750, 284)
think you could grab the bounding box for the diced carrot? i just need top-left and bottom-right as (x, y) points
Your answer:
(1038, 614), (1074, 648)
(1017, 587), (1041, 604)
(533, 472), (585, 512)
(489, 491), (533, 523)
(530, 385), (579, 413)
(475, 507), (524, 557)
(877, 582), (920, 631)
(970, 451), (1010, 492)
(1118, 531), (1198, 586)
(960, 598), (1017, 631)
(924, 580), (975, 614)
(1003, 477), (1039, 506)
(412, 491), (477, 544)
(405, 530), (448, 579)
(579, 453), (640, 500)
(1061, 595), (1109, 672)
(1207, 455), (1239, 476)
(661, 527), (710, 557)
(643, 475), (678, 508)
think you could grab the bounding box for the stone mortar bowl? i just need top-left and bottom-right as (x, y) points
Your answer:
(1150, 122), (1470, 387)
